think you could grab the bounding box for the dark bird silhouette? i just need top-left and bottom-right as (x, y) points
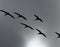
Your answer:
(36, 29), (46, 37)
(0, 10), (15, 19)
(20, 23), (34, 30)
(55, 32), (60, 38)
(34, 14), (44, 23)
(14, 12), (27, 20)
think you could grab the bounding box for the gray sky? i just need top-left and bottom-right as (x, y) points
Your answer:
(0, 0), (59, 47)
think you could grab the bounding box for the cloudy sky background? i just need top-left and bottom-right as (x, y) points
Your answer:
(0, 0), (60, 47)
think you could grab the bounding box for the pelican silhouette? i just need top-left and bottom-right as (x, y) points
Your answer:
(36, 29), (46, 37)
(55, 32), (60, 38)
(14, 12), (27, 20)
(0, 10), (15, 19)
(34, 14), (44, 23)
(20, 23), (34, 30)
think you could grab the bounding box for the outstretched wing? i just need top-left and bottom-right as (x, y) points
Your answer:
(36, 29), (41, 33)
(42, 33), (46, 37)
(9, 14), (15, 19)
(39, 18), (44, 23)
(22, 16), (27, 20)
(20, 23), (28, 28)
(14, 12), (21, 17)
(34, 14), (39, 19)
(55, 32), (60, 35)
(28, 26), (34, 30)
(0, 10), (7, 13)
